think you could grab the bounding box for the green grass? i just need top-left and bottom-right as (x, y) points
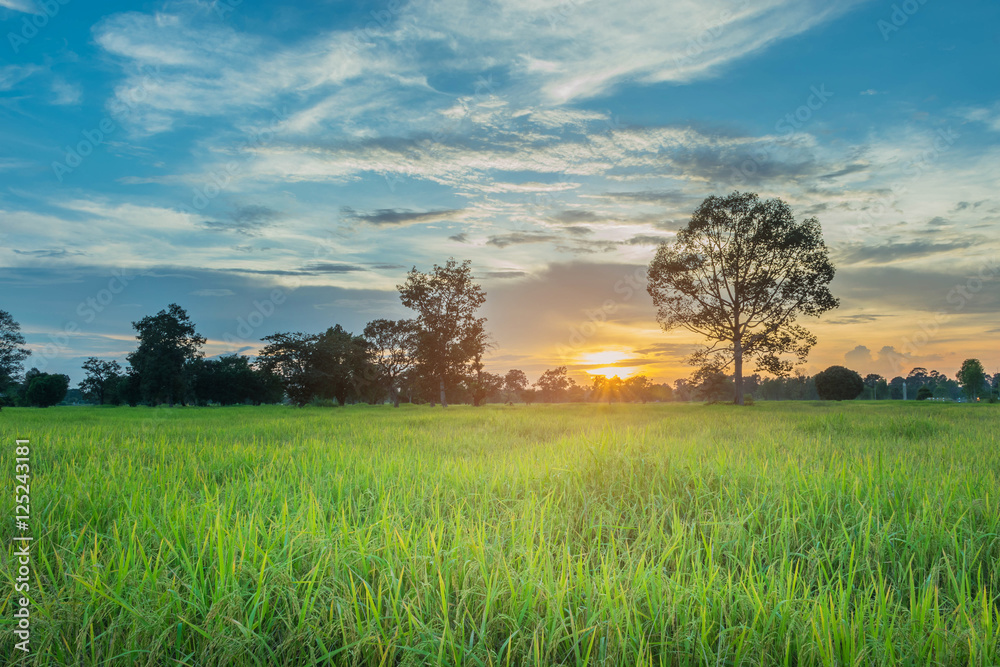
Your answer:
(1, 402), (999, 666)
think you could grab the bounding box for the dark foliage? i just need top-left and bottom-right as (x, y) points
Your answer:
(814, 366), (864, 401)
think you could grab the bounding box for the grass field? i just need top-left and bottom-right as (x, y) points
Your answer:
(1, 402), (999, 666)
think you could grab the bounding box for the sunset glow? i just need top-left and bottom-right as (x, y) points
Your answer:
(578, 350), (642, 379)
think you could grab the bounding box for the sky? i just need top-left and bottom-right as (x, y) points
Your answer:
(1, 0), (999, 385)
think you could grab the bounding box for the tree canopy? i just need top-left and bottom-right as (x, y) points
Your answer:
(647, 192), (838, 405)
(0, 309), (31, 391)
(398, 258), (489, 407)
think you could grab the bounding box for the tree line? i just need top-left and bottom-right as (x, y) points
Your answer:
(1, 193), (996, 407)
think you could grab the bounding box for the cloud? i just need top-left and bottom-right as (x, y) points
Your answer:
(0, 64), (38, 91)
(12, 249), (85, 258)
(92, 0), (867, 137)
(487, 232), (559, 248)
(551, 210), (602, 224)
(0, 0), (36, 13)
(844, 344), (911, 378)
(191, 289), (235, 297)
(340, 207), (465, 226)
(51, 79), (83, 106)
(626, 234), (672, 246)
(837, 240), (978, 265)
(203, 204), (281, 235)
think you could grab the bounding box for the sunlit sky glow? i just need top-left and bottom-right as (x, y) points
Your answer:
(2, 0), (999, 384)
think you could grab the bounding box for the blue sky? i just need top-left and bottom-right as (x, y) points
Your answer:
(2, 0), (1000, 383)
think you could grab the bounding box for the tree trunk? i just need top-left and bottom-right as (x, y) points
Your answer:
(392, 386), (400, 408)
(733, 335), (744, 406)
(439, 378), (448, 408)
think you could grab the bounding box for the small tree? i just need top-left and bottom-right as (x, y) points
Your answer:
(536, 367), (571, 402)
(916, 385), (933, 401)
(0, 310), (31, 396)
(647, 192), (838, 405)
(79, 358), (123, 405)
(363, 319), (417, 407)
(590, 375), (623, 404)
(863, 373), (883, 400)
(623, 375), (652, 403)
(503, 369), (529, 402)
(814, 366), (864, 401)
(25, 371), (70, 407)
(957, 358), (986, 401)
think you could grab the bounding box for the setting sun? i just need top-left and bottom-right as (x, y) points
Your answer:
(579, 350), (642, 379)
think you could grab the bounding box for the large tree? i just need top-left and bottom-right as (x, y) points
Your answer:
(127, 304), (206, 405)
(957, 358), (986, 401)
(257, 332), (319, 406)
(0, 309), (31, 392)
(647, 192), (839, 405)
(79, 358), (123, 405)
(398, 259), (488, 407)
(259, 326), (372, 406)
(363, 318), (417, 407)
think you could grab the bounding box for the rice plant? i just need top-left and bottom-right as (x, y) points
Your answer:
(1, 402), (998, 665)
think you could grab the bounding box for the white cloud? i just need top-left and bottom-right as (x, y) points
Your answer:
(93, 1), (867, 134)
(51, 78), (82, 105)
(0, 64), (39, 91)
(0, 0), (37, 13)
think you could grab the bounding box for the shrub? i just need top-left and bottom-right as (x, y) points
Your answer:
(814, 365), (864, 401)
(916, 386), (933, 401)
(25, 372), (70, 407)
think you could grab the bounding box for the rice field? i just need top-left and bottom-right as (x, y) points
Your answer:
(1, 402), (999, 666)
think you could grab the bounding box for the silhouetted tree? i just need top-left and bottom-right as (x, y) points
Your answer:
(692, 367), (734, 403)
(79, 358), (122, 405)
(0, 310), (30, 402)
(398, 259), (488, 407)
(24, 369), (70, 407)
(312, 325), (373, 405)
(363, 319), (417, 407)
(258, 332), (316, 406)
(590, 375), (622, 404)
(127, 304), (205, 405)
(623, 375), (652, 403)
(536, 367), (572, 402)
(647, 192), (838, 405)
(259, 326), (372, 406)
(814, 366), (863, 401)
(504, 369), (529, 402)
(189, 355), (283, 405)
(863, 373), (883, 400)
(467, 371), (504, 406)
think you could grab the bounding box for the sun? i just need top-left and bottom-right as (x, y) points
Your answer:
(579, 350), (640, 379)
